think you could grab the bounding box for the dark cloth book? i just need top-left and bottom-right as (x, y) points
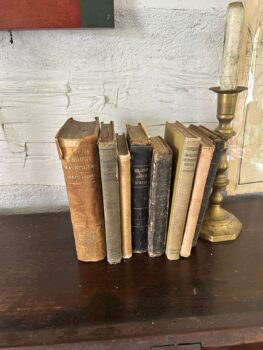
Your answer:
(192, 125), (224, 247)
(148, 137), (172, 257)
(127, 123), (152, 253)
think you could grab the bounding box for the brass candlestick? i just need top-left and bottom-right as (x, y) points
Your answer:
(201, 86), (247, 242)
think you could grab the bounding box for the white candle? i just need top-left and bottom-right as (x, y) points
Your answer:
(220, 2), (244, 90)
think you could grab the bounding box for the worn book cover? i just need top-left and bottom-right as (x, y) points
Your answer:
(148, 136), (172, 258)
(117, 133), (132, 259)
(164, 121), (200, 261)
(180, 126), (215, 258)
(55, 118), (106, 262)
(192, 126), (224, 246)
(99, 122), (122, 264)
(127, 123), (152, 253)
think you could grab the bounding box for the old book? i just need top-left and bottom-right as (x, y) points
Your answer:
(55, 118), (106, 262)
(117, 133), (132, 259)
(180, 126), (215, 258)
(192, 126), (224, 247)
(164, 121), (200, 261)
(99, 122), (122, 264)
(148, 137), (173, 258)
(127, 123), (152, 253)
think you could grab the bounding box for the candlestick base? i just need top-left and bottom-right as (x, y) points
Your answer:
(200, 206), (242, 242)
(200, 86), (247, 243)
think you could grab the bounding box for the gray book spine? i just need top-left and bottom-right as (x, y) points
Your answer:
(99, 143), (122, 264)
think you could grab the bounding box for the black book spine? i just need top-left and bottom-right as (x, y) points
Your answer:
(192, 140), (224, 246)
(148, 154), (172, 257)
(131, 145), (152, 253)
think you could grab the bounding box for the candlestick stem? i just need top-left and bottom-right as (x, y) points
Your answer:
(200, 86), (247, 242)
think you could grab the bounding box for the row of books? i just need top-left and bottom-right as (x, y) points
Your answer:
(56, 118), (224, 264)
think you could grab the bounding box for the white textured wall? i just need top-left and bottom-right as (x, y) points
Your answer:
(0, 0), (230, 214)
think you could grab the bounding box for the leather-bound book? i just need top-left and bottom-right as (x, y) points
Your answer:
(117, 133), (132, 259)
(180, 126), (215, 258)
(127, 123), (152, 253)
(164, 121), (200, 261)
(148, 136), (173, 258)
(192, 126), (224, 247)
(55, 118), (106, 262)
(99, 122), (122, 264)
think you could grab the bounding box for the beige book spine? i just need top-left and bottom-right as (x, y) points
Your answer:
(166, 139), (200, 260)
(118, 153), (132, 259)
(180, 146), (214, 258)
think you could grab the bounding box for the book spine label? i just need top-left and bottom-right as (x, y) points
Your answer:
(118, 155), (132, 259)
(99, 144), (122, 264)
(131, 145), (152, 253)
(58, 137), (106, 262)
(166, 140), (200, 260)
(148, 154), (172, 257)
(192, 142), (224, 246)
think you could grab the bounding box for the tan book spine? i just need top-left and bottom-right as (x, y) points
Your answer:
(56, 131), (106, 262)
(118, 153), (132, 259)
(180, 146), (214, 258)
(165, 139), (200, 261)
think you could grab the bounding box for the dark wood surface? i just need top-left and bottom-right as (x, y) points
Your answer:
(0, 199), (263, 349)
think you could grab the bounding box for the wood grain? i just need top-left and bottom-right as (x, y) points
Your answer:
(0, 199), (263, 349)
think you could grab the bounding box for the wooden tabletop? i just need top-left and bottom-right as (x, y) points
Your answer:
(0, 198), (263, 349)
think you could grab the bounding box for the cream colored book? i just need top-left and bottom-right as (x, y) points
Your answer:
(164, 122), (200, 261)
(180, 126), (215, 258)
(117, 133), (132, 259)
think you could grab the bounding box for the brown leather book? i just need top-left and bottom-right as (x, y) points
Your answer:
(180, 126), (215, 258)
(117, 134), (132, 259)
(55, 118), (106, 262)
(99, 122), (122, 264)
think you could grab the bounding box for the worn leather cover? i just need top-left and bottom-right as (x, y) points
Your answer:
(129, 145), (152, 253)
(192, 126), (225, 246)
(56, 119), (106, 262)
(180, 131), (215, 258)
(148, 137), (172, 257)
(117, 136), (132, 259)
(164, 122), (200, 261)
(99, 132), (122, 264)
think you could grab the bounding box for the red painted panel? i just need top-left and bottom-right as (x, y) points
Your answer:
(0, 0), (81, 29)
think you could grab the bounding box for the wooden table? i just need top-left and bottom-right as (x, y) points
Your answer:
(0, 198), (262, 349)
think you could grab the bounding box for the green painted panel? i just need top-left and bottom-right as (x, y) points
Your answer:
(80, 0), (114, 28)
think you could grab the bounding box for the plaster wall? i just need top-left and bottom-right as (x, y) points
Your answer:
(0, 0), (229, 213)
